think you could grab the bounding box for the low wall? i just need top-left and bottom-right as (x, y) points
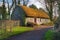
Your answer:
(0, 20), (20, 29)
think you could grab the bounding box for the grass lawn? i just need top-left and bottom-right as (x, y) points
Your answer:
(0, 26), (33, 40)
(44, 30), (54, 40)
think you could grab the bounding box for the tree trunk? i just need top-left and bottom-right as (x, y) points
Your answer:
(54, 1), (60, 32)
(2, 0), (7, 20)
(44, 0), (54, 21)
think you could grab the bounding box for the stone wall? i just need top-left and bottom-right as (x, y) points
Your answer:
(0, 20), (20, 29)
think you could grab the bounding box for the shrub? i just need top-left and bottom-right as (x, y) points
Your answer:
(44, 30), (60, 40)
(42, 21), (54, 26)
(44, 30), (54, 40)
(53, 32), (60, 40)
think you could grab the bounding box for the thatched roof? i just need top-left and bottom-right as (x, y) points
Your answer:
(18, 5), (49, 19)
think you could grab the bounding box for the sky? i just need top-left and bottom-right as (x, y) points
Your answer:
(0, 0), (46, 9)
(0, 0), (12, 3)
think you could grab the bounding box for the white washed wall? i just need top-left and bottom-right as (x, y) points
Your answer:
(36, 18), (50, 24)
(25, 18), (34, 24)
(41, 19), (45, 23)
(36, 18), (44, 24)
(45, 19), (50, 23)
(25, 17), (50, 25)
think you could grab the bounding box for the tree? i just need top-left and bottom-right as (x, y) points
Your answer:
(18, 0), (20, 4)
(23, 0), (26, 6)
(44, 0), (56, 21)
(6, 0), (17, 20)
(23, 0), (29, 6)
(2, 0), (7, 20)
(57, 0), (60, 18)
(38, 0), (55, 21)
(7, 0), (10, 15)
(0, 7), (3, 20)
(9, 0), (17, 12)
(29, 4), (38, 9)
(54, 0), (60, 31)
(13, 0), (16, 6)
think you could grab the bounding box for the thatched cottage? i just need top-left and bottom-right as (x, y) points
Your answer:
(11, 5), (50, 26)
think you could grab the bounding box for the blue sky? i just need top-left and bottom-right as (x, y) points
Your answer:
(0, 0), (12, 3)
(0, 0), (12, 6)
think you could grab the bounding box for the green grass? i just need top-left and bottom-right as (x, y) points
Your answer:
(44, 30), (54, 40)
(0, 27), (33, 40)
